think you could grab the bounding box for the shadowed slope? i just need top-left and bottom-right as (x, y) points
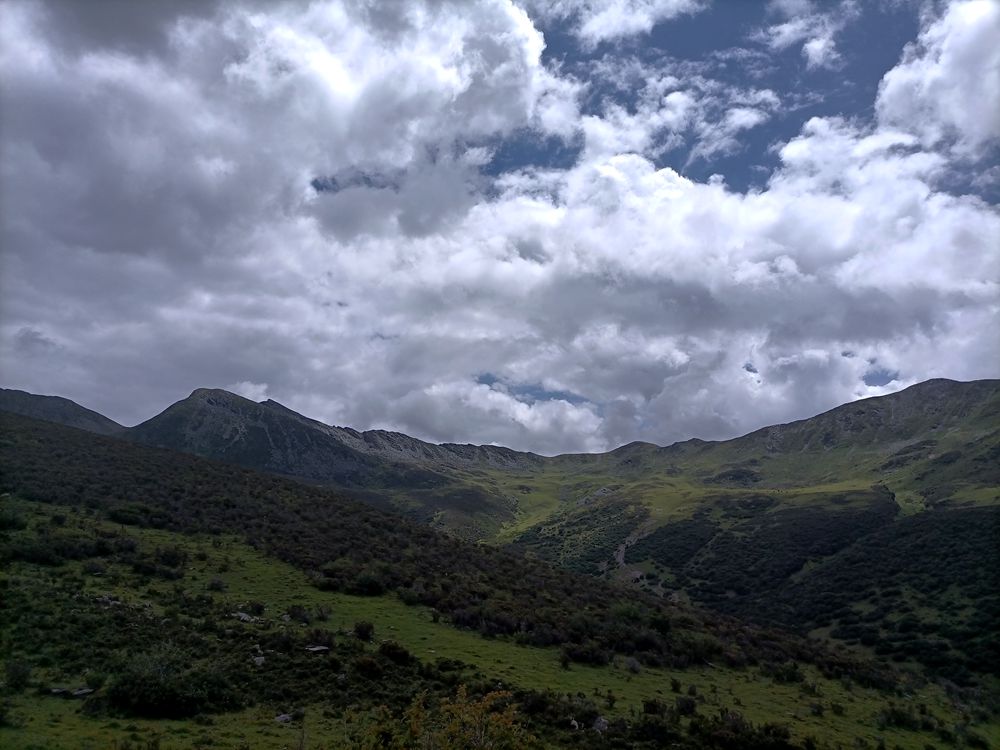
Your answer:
(0, 387), (125, 437)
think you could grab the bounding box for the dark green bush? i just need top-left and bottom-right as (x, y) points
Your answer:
(377, 640), (412, 665)
(4, 659), (31, 692)
(106, 647), (240, 719)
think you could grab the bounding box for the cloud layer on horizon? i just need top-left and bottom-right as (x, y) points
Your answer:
(1, 0), (998, 455)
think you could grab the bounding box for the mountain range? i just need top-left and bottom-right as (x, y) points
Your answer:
(2, 378), (998, 675)
(1, 378), (998, 747)
(3, 378), (997, 537)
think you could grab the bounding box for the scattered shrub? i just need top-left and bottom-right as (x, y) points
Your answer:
(106, 647), (240, 719)
(4, 659), (31, 692)
(353, 621), (374, 642)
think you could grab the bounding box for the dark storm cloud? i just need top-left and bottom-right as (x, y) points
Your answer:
(310, 156), (483, 240)
(13, 326), (58, 353)
(26, 0), (222, 55)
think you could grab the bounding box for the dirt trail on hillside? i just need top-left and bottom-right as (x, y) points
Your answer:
(615, 522), (654, 568)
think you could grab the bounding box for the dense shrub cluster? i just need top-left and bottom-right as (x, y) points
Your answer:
(627, 516), (719, 570)
(759, 506), (1000, 683)
(683, 491), (898, 603)
(0, 541), (470, 720)
(106, 647), (240, 719)
(355, 685), (804, 749)
(621, 482), (999, 683)
(510, 499), (649, 574)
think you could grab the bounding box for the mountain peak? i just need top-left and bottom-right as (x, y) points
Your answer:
(258, 397), (301, 414)
(188, 387), (246, 402)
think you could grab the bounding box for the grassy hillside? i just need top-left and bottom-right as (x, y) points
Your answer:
(474, 381), (1000, 681)
(3, 380), (998, 686)
(0, 412), (883, 679)
(3, 498), (996, 749)
(2, 412), (998, 747)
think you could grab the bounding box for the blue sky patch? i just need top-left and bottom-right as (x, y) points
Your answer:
(477, 372), (589, 405)
(499, 2), (927, 193)
(863, 367), (900, 387)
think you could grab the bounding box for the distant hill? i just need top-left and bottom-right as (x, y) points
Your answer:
(130, 387), (541, 473)
(128, 388), (399, 484)
(125, 388), (527, 539)
(743, 378), (1000, 450)
(4, 379), (997, 545)
(635, 378), (1000, 495)
(0, 387), (125, 437)
(500, 379), (1000, 683)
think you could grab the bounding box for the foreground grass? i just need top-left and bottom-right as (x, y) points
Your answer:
(2, 498), (996, 749)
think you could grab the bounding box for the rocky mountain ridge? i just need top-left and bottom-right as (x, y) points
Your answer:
(3, 378), (997, 544)
(5, 378), (996, 467)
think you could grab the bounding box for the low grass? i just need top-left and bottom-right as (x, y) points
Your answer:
(1, 693), (359, 750)
(486, 470), (568, 543)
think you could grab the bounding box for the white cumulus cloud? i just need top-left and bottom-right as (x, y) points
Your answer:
(0, 0), (997, 455)
(525, 0), (706, 46)
(877, 0), (1000, 156)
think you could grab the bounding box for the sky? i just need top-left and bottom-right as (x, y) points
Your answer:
(1, 0), (998, 455)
